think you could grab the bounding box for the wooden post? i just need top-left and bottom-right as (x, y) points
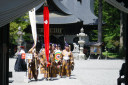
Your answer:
(125, 14), (128, 85)
(0, 24), (9, 85)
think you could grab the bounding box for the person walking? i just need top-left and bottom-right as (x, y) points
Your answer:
(61, 44), (74, 78)
(14, 46), (27, 72)
(28, 46), (40, 81)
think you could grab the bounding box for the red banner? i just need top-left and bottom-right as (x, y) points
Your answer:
(21, 53), (26, 59)
(43, 6), (50, 67)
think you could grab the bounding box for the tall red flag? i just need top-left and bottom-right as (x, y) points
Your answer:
(43, 6), (50, 66)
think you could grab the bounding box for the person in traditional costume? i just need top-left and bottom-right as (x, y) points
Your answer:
(53, 43), (57, 50)
(38, 44), (48, 80)
(28, 46), (40, 81)
(14, 46), (27, 72)
(39, 44), (44, 54)
(54, 44), (63, 77)
(61, 43), (74, 78)
(39, 43), (53, 80)
(39, 44), (45, 74)
(57, 44), (62, 51)
(47, 44), (57, 80)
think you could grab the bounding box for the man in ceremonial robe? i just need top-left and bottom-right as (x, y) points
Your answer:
(38, 45), (49, 80)
(47, 44), (57, 80)
(61, 44), (74, 78)
(39, 44), (46, 74)
(54, 44), (63, 77)
(28, 46), (40, 81)
(39, 43), (55, 80)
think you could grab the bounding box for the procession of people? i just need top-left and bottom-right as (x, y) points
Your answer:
(25, 43), (74, 82)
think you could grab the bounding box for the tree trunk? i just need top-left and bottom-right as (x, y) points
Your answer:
(98, 0), (102, 59)
(120, 11), (123, 49)
(119, 11), (127, 58)
(98, 0), (102, 42)
(119, 11), (124, 58)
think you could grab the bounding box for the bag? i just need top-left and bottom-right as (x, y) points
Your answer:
(21, 53), (26, 59)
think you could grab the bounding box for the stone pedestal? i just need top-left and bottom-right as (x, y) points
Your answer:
(72, 43), (79, 60)
(77, 28), (87, 60)
(78, 41), (86, 60)
(78, 54), (85, 60)
(72, 51), (79, 60)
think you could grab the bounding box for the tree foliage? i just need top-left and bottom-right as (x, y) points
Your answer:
(94, 0), (120, 49)
(10, 13), (31, 45)
(89, 29), (98, 42)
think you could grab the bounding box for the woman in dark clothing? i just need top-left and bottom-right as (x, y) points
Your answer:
(14, 54), (27, 71)
(14, 47), (27, 72)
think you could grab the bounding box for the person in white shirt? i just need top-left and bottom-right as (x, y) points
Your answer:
(61, 43), (74, 78)
(20, 46), (25, 54)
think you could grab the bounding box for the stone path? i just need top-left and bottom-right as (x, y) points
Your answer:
(9, 58), (124, 85)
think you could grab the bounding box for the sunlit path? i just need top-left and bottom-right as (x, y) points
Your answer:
(9, 58), (124, 85)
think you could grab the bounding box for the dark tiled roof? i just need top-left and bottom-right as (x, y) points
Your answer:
(36, 0), (98, 25)
(36, 12), (80, 24)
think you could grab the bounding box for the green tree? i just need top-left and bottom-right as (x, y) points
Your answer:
(94, 0), (120, 49)
(89, 30), (98, 42)
(10, 13), (31, 45)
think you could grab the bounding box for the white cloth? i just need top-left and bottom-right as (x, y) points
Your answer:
(20, 50), (25, 53)
(63, 53), (70, 60)
(63, 56), (69, 60)
(63, 50), (71, 60)
(20, 49), (25, 54)
(29, 8), (37, 46)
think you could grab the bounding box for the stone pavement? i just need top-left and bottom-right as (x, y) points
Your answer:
(9, 58), (124, 85)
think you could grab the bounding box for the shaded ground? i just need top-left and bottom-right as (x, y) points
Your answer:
(9, 58), (124, 85)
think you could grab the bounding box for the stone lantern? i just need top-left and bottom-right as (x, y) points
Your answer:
(15, 26), (24, 56)
(77, 28), (87, 60)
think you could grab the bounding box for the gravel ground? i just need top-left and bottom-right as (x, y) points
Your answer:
(9, 58), (124, 85)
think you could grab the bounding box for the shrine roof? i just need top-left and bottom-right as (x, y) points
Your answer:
(36, 12), (81, 24)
